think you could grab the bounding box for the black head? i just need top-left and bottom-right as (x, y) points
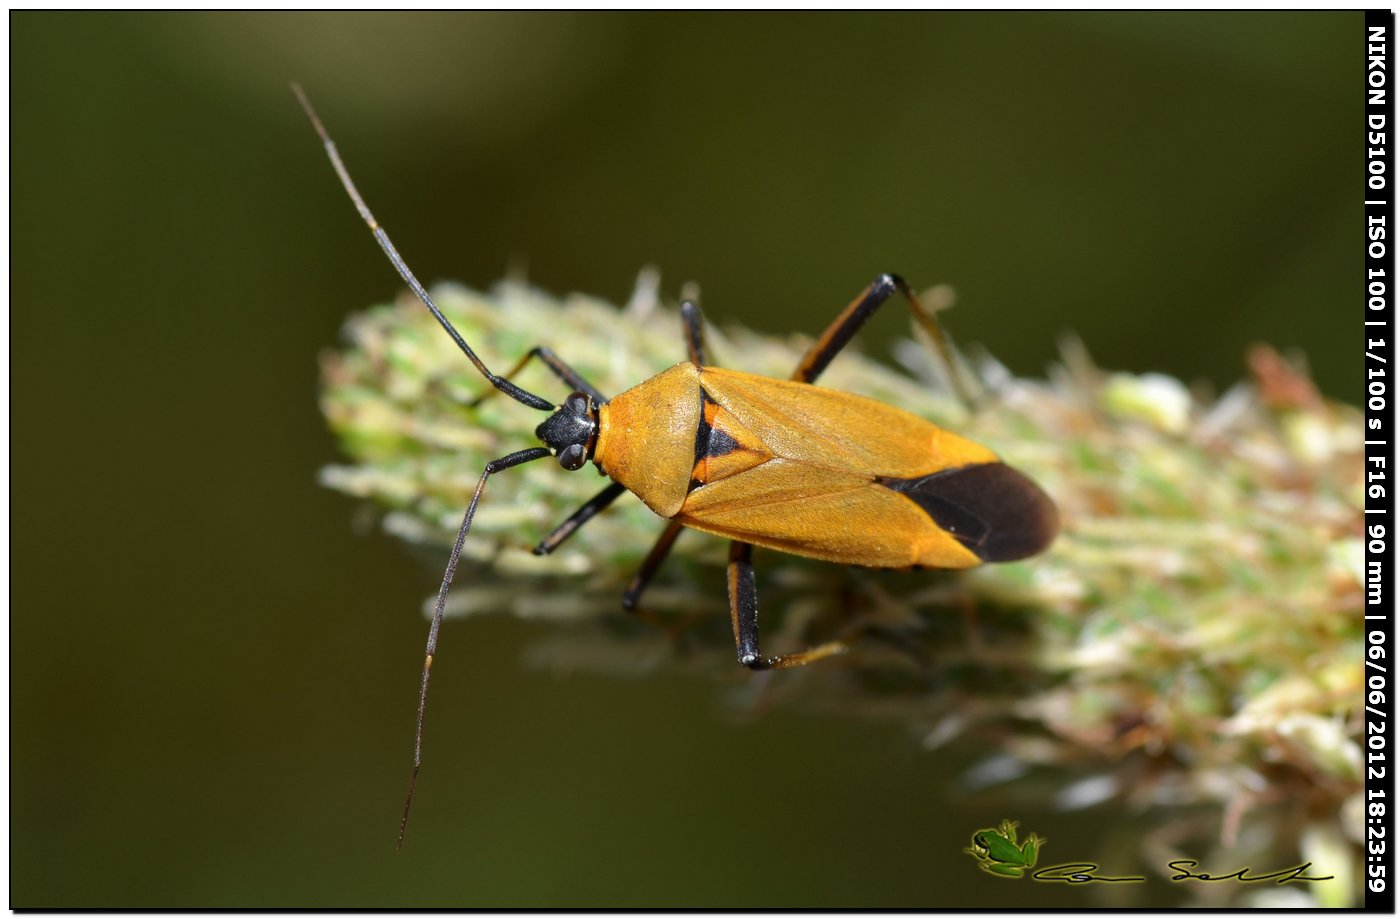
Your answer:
(535, 391), (599, 471)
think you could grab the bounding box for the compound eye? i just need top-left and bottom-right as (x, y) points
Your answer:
(565, 392), (591, 414)
(558, 443), (586, 471)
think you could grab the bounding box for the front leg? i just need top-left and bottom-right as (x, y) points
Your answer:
(468, 345), (607, 407)
(532, 482), (627, 555)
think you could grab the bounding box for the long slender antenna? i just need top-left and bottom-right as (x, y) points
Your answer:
(291, 83), (554, 412)
(397, 445), (553, 850)
(293, 85), (562, 848)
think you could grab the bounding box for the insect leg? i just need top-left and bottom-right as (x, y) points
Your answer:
(398, 445), (552, 850)
(468, 346), (607, 408)
(728, 541), (847, 670)
(621, 519), (686, 611)
(533, 481), (627, 555)
(680, 300), (707, 366)
(791, 273), (976, 406)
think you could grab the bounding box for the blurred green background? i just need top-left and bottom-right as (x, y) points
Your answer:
(12, 11), (1358, 908)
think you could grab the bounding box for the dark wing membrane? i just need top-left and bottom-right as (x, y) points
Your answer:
(878, 463), (1058, 562)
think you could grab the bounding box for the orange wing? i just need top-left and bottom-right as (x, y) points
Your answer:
(675, 368), (1056, 568)
(677, 457), (985, 567)
(697, 368), (999, 476)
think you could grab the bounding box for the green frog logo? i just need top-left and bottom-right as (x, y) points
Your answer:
(965, 819), (1045, 878)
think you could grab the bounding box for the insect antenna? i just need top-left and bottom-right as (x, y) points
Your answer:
(293, 85), (566, 847)
(397, 446), (553, 849)
(291, 83), (553, 412)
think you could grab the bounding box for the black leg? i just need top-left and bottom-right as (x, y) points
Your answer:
(398, 446), (552, 849)
(729, 541), (761, 665)
(621, 519), (686, 611)
(469, 346), (607, 407)
(727, 541), (846, 670)
(680, 300), (707, 366)
(732, 273), (974, 672)
(791, 273), (975, 406)
(533, 482), (627, 555)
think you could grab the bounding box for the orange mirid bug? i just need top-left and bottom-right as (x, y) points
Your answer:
(294, 86), (1058, 847)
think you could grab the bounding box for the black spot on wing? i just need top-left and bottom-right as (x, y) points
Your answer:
(877, 463), (1058, 562)
(692, 398), (713, 472)
(692, 390), (742, 473)
(705, 428), (740, 457)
